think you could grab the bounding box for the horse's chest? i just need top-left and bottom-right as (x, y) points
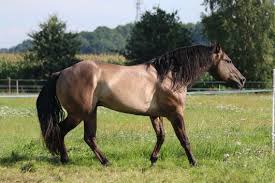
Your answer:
(149, 87), (187, 116)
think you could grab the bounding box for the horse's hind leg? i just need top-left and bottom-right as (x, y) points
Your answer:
(150, 116), (165, 166)
(84, 107), (109, 165)
(167, 113), (197, 166)
(58, 115), (81, 163)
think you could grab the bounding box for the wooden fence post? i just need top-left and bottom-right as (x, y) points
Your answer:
(16, 80), (19, 94)
(8, 77), (11, 94)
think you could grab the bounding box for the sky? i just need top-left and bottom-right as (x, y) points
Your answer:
(0, 0), (206, 48)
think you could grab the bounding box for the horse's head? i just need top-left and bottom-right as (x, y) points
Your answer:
(210, 44), (246, 89)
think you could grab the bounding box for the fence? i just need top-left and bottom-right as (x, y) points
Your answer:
(0, 78), (272, 95)
(0, 78), (45, 94)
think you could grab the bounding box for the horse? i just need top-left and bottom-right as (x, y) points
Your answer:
(36, 44), (245, 166)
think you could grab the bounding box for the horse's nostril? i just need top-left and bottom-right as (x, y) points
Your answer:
(241, 78), (246, 85)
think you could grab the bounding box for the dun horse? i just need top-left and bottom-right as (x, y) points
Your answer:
(36, 44), (245, 166)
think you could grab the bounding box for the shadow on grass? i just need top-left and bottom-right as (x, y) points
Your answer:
(0, 139), (191, 168)
(0, 147), (112, 169)
(0, 139), (93, 167)
(0, 149), (194, 170)
(0, 151), (63, 167)
(0, 151), (27, 166)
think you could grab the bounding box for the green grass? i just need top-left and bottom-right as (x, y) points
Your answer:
(0, 94), (274, 182)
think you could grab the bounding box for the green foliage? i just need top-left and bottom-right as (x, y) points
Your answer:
(185, 22), (209, 45)
(26, 15), (80, 78)
(1, 24), (134, 55)
(6, 40), (33, 53)
(78, 24), (133, 54)
(202, 0), (275, 82)
(125, 7), (192, 63)
(0, 53), (127, 79)
(0, 54), (31, 79)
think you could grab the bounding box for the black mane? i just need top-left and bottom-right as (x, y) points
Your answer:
(147, 45), (214, 88)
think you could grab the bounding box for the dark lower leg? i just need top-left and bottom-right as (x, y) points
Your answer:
(150, 117), (165, 165)
(169, 114), (197, 166)
(84, 108), (109, 165)
(84, 136), (109, 165)
(58, 116), (81, 163)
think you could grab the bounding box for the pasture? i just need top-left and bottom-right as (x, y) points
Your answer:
(0, 94), (274, 182)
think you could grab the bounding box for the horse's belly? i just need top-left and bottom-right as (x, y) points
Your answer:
(97, 83), (155, 115)
(99, 100), (149, 115)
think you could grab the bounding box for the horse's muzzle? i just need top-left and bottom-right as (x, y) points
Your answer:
(239, 77), (246, 89)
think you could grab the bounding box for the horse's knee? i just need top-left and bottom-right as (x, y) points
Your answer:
(84, 135), (97, 148)
(84, 135), (91, 144)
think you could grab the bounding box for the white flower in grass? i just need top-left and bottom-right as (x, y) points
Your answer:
(223, 153), (230, 161)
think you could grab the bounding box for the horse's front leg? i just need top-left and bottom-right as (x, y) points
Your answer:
(167, 113), (197, 166)
(84, 107), (109, 165)
(149, 116), (165, 166)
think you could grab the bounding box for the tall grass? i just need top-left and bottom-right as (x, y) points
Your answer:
(77, 54), (126, 64)
(0, 53), (126, 64)
(0, 53), (24, 63)
(0, 53), (127, 79)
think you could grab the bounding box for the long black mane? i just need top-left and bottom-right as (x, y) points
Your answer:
(147, 45), (214, 88)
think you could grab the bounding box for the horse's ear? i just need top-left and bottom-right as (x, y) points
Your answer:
(212, 43), (221, 53)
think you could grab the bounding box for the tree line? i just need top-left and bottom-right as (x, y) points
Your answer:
(0, 25), (133, 54)
(0, 23), (206, 55)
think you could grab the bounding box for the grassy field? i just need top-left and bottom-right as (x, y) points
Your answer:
(0, 94), (274, 182)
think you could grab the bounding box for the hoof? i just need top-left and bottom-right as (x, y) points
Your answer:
(190, 160), (198, 167)
(60, 156), (69, 164)
(150, 156), (158, 165)
(101, 159), (111, 166)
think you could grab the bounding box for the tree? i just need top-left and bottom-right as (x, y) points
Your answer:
(78, 24), (133, 54)
(202, 0), (275, 83)
(125, 7), (192, 63)
(26, 15), (80, 78)
(185, 22), (209, 45)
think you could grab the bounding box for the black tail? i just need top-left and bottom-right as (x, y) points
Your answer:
(36, 72), (65, 155)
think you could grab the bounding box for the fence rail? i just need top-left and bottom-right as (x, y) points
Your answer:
(0, 78), (272, 95)
(0, 78), (45, 94)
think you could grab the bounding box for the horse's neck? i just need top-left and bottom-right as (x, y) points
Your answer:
(198, 62), (213, 77)
(186, 58), (213, 86)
